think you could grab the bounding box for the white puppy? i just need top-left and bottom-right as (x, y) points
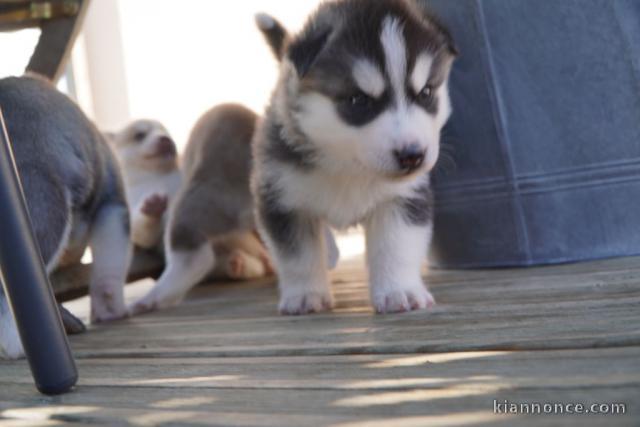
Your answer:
(110, 120), (182, 251)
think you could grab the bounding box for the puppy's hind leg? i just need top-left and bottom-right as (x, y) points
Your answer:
(223, 249), (267, 280)
(131, 224), (215, 314)
(0, 175), (71, 359)
(89, 203), (132, 323)
(218, 232), (274, 279)
(0, 291), (23, 359)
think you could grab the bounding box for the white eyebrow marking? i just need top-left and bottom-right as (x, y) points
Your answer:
(352, 59), (385, 98)
(411, 53), (434, 94)
(380, 16), (407, 107)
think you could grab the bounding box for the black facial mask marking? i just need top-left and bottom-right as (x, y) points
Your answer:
(335, 89), (391, 127)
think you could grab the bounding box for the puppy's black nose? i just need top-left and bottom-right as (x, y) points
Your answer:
(156, 136), (176, 156)
(394, 145), (425, 172)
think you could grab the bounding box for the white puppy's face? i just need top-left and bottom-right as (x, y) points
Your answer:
(289, 15), (455, 179)
(111, 120), (177, 172)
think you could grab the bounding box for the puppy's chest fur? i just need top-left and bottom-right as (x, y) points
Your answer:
(277, 166), (420, 228)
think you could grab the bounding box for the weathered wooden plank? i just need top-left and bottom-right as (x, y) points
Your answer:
(0, 382), (636, 426)
(64, 256), (640, 321)
(1, 348), (639, 390)
(0, 398), (354, 427)
(427, 255), (640, 280)
(3, 252), (639, 426)
(57, 282), (640, 358)
(56, 253), (640, 317)
(194, 259), (640, 308)
(50, 252), (640, 305)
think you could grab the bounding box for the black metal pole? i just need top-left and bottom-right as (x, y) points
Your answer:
(0, 108), (77, 395)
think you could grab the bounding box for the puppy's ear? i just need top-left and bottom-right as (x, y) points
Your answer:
(287, 26), (332, 78)
(256, 13), (289, 62)
(447, 41), (459, 57)
(428, 47), (457, 87)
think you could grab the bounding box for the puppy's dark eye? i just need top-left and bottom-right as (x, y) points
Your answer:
(133, 131), (147, 142)
(348, 92), (374, 111)
(337, 90), (388, 126)
(418, 84), (434, 102)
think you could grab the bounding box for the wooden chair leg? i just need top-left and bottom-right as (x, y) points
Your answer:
(26, 0), (90, 82)
(0, 108), (77, 395)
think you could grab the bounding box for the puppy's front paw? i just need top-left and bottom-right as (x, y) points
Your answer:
(373, 284), (435, 314)
(90, 282), (128, 323)
(129, 296), (158, 316)
(140, 193), (168, 219)
(130, 290), (181, 316)
(279, 291), (334, 316)
(91, 303), (128, 323)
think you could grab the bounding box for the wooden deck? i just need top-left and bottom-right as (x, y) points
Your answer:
(1, 246), (639, 426)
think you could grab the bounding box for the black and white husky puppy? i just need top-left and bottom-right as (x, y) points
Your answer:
(0, 76), (131, 358)
(253, 0), (457, 314)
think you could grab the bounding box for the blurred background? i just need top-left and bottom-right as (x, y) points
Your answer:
(0, 0), (322, 150)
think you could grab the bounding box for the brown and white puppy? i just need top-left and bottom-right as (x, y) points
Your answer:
(130, 104), (272, 313)
(110, 120), (182, 251)
(253, 0), (457, 315)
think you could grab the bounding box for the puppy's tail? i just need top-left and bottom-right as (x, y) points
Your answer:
(255, 13), (288, 62)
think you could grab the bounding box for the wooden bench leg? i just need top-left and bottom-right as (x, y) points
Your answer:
(0, 108), (77, 395)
